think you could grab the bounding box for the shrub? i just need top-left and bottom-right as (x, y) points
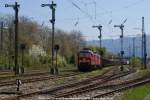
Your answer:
(130, 57), (141, 68)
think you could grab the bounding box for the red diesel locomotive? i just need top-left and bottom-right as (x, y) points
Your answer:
(78, 48), (102, 71)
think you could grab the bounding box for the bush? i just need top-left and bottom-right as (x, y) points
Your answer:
(130, 57), (141, 68)
(54, 54), (67, 67)
(39, 55), (51, 64)
(69, 55), (75, 64)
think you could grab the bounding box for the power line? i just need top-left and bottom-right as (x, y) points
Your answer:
(60, 0), (145, 26)
(52, 0), (144, 25)
(95, 0), (145, 19)
(71, 1), (93, 20)
(124, 0), (145, 9)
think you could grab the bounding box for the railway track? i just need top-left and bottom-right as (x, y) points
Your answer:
(38, 68), (113, 94)
(0, 72), (83, 87)
(0, 65), (116, 87)
(5, 66), (131, 99)
(92, 73), (150, 98)
(0, 71), (50, 81)
(1, 67), (114, 100)
(0, 70), (79, 80)
(0, 71), (49, 79)
(52, 68), (134, 98)
(2, 65), (139, 100)
(51, 69), (150, 99)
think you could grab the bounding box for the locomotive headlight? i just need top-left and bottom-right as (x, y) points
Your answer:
(87, 59), (91, 63)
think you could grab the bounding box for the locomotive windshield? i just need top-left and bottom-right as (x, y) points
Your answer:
(79, 51), (92, 57)
(79, 53), (90, 57)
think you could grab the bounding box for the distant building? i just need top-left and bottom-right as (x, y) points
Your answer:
(29, 44), (46, 57)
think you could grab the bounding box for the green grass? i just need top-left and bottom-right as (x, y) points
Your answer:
(122, 84), (150, 100)
(0, 72), (14, 77)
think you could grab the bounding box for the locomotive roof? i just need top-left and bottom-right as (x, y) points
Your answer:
(79, 50), (93, 54)
(79, 50), (101, 57)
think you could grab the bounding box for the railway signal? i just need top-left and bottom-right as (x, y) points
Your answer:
(5, 2), (20, 75)
(92, 25), (102, 49)
(114, 19), (127, 71)
(16, 79), (22, 91)
(41, 1), (56, 74)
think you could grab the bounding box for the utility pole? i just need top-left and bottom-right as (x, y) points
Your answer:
(141, 17), (147, 69)
(41, 1), (56, 74)
(20, 44), (25, 74)
(129, 45), (131, 58)
(92, 25), (102, 48)
(0, 22), (4, 52)
(5, 2), (20, 75)
(143, 32), (147, 69)
(54, 44), (59, 75)
(133, 37), (135, 57)
(8, 27), (12, 69)
(114, 24), (124, 71)
(0, 22), (4, 65)
(141, 18), (144, 68)
(135, 46), (140, 57)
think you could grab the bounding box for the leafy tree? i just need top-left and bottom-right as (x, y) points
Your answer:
(86, 45), (106, 56)
(0, 15), (86, 69)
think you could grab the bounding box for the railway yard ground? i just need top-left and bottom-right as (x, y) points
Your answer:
(120, 66), (150, 100)
(0, 65), (150, 100)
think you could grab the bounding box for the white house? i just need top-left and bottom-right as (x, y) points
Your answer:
(29, 44), (46, 57)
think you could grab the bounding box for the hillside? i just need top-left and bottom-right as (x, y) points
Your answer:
(87, 35), (150, 57)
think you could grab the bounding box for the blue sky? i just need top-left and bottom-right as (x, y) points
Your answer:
(0, 0), (149, 40)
